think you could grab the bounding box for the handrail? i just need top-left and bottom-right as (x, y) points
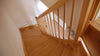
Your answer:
(36, 0), (94, 42)
(37, 0), (67, 19)
(34, 0), (95, 55)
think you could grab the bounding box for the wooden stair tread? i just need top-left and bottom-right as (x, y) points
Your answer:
(24, 36), (51, 53)
(20, 26), (42, 39)
(62, 45), (74, 56)
(29, 39), (57, 56)
(49, 42), (64, 56)
(24, 35), (50, 42)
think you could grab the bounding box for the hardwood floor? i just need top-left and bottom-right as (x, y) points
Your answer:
(20, 25), (88, 56)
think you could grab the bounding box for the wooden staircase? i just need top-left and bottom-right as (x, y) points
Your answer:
(20, 0), (100, 56)
(20, 26), (88, 56)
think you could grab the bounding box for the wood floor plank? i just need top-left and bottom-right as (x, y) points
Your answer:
(49, 42), (64, 56)
(24, 36), (51, 54)
(29, 39), (57, 56)
(62, 45), (74, 56)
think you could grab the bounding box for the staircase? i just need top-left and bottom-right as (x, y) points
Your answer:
(19, 0), (99, 56)
(20, 26), (88, 56)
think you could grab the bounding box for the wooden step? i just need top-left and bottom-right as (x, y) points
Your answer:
(29, 39), (57, 56)
(24, 35), (51, 54)
(49, 42), (64, 56)
(62, 45), (74, 56)
(20, 26), (42, 39)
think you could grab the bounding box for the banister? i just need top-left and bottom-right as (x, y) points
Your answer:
(36, 0), (88, 41)
(34, 0), (95, 55)
(37, 0), (68, 19)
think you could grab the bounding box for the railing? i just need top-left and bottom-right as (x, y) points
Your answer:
(35, 0), (77, 41)
(34, 0), (96, 56)
(35, 0), (88, 42)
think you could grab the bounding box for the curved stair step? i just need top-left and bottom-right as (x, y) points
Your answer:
(49, 42), (64, 56)
(20, 26), (42, 39)
(29, 39), (57, 56)
(24, 35), (51, 54)
(61, 45), (74, 56)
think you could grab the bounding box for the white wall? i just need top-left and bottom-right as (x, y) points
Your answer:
(0, 0), (38, 28)
(19, 0), (38, 25)
(0, 8), (25, 56)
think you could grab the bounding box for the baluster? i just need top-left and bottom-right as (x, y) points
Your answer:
(68, 0), (75, 40)
(35, 17), (43, 33)
(63, 4), (65, 39)
(47, 14), (52, 35)
(49, 13), (53, 36)
(45, 15), (49, 34)
(53, 11), (56, 37)
(41, 16), (46, 33)
(57, 9), (60, 38)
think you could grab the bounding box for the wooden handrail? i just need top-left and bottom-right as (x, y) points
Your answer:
(36, 0), (75, 40)
(37, 0), (68, 19)
(36, 0), (91, 42)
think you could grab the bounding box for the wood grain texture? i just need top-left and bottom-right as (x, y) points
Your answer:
(20, 25), (87, 56)
(49, 42), (64, 56)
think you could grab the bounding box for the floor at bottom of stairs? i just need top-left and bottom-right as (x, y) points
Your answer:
(20, 25), (82, 56)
